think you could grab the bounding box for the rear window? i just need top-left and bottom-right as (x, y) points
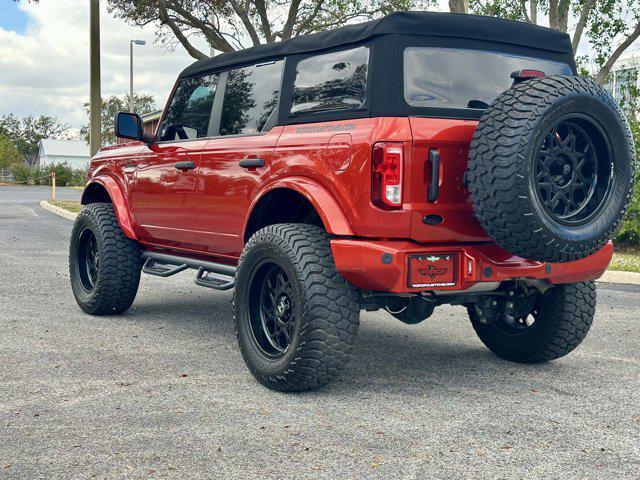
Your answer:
(291, 46), (369, 115)
(404, 47), (572, 110)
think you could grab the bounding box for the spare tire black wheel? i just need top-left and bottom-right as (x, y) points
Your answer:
(468, 75), (636, 263)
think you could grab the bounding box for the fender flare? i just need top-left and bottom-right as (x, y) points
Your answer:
(245, 177), (354, 238)
(81, 176), (138, 240)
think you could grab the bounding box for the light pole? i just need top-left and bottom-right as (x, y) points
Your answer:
(89, 0), (101, 156)
(129, 39), (146, 113)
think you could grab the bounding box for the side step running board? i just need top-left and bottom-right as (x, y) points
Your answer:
(142, 251), (236, 291)
(194, 267), (235, 291)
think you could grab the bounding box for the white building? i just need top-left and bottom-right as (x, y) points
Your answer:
(604, 50), (640, 106)
(38, 139), (90, 169)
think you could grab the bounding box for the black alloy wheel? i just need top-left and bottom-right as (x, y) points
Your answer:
(491, 289), (540, 334)
(76, 227), (100, 291)
(248, 261), (296, 358)
(534, 116), (612, 226)
(233, 224), (360, 391)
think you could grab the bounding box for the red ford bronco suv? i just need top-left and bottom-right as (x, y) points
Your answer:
(70, 12), (636, 391)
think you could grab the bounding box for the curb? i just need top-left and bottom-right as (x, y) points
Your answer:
(598, 270), (640, 286)
(39, 200), (78, 221)
(36, 199), (640, 286)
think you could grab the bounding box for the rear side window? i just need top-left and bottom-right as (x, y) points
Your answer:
(291, 46), (369, 115)
(404, 47), (572, 110)
(219, 60), (284, 136)
(159, 74), (219, 141)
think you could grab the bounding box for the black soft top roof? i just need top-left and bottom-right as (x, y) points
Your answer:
(179, 11), (573, 79)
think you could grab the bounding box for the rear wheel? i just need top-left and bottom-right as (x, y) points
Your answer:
(69, 203), (142, 315)
(468, 282), (596, 363)
(234, 224), (360, 391)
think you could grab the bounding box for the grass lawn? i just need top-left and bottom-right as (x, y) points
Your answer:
(49, 199), (83, 213)
(43, 198), (640, 274)
(610, 247), (640, 273)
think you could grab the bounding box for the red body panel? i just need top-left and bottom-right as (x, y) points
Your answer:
(85, 116), (612, 292)
(132, 140), (205, 249)
(408, 117), (490, 243)
(197, 128), (283, 256)
(82, 142), (145, 240)
(272, 118), (413, 239)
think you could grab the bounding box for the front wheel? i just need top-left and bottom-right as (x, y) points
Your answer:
(468, 282), (596, 363)
(69, 203), (142, 315)
(233, 224), (360, 391)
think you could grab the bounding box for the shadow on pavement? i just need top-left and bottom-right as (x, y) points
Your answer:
(105, 288), (571, 395)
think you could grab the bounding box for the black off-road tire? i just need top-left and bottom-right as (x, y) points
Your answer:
(468, 75), (636, 263)
(233, 224), (360, 392)
(468, 281), (596, 363)
(69, 203), (142, 315)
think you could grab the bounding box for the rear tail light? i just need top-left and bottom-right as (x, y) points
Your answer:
(372, 142), (403, 209)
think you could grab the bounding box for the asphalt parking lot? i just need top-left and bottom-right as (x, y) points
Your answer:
(1, 185), (639, 479)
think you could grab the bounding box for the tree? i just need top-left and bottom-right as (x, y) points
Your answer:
(80, 93), (158, 146)
(0, 114), (70, 168)
(449, 0), (469, 13)
(107, 0), (436, 60)
(465, 0), (640, 84)
(107, 0), (640, 87)
(0, 134), (22, 179)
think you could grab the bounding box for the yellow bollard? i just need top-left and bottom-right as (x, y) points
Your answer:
(51, 171), (56, 200)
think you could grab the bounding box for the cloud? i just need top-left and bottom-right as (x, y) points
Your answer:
(0, 1), (204, 131)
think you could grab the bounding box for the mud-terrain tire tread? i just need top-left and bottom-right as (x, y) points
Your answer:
(234, 224), (360, 392)
(467, 75), (636, 262)
(69, 203), (142, 315)
(469, 281), (596, 363)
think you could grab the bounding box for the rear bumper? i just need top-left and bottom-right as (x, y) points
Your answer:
(330, 239), (613, 293)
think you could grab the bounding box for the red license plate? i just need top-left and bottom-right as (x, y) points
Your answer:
(408, 254), (458, 288)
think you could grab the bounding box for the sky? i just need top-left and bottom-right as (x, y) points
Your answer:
(0, 0), (202, 134)
(0, 1), (633, 136)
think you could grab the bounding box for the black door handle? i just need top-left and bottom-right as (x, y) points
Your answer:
(427, 149), (440, 203)
(174, 160), (196, 171)
(239, 158), (265, 169)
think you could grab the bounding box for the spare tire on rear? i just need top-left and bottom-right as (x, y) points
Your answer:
(467, 75), (636, 263)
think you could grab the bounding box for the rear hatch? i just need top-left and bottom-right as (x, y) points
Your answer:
(408, 117), (488, 243)
(403, 47), (574, 244)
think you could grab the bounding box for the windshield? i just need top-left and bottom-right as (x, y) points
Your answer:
(404, 47), (572, 110)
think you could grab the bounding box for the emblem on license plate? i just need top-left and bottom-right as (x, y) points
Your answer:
(418, 264), (449, 279)
(409, 254), (457, 288)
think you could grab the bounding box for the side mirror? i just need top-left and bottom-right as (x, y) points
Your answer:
(114, 112), (154, 144)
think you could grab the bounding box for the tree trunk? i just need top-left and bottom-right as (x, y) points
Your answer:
(557, 0), (570, 33)
(595, 22), (640, 85)
(530, 0), (538, 25)
(548, 0), (559, 30)
(449, 0), (469, 14)
(572, 0), (596, 53)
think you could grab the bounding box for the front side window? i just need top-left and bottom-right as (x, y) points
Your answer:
(291, 46), (369, 115)
(219, 60), (283, 136)
(159, 74), (219, 141)
(404, 47), (572, 110)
